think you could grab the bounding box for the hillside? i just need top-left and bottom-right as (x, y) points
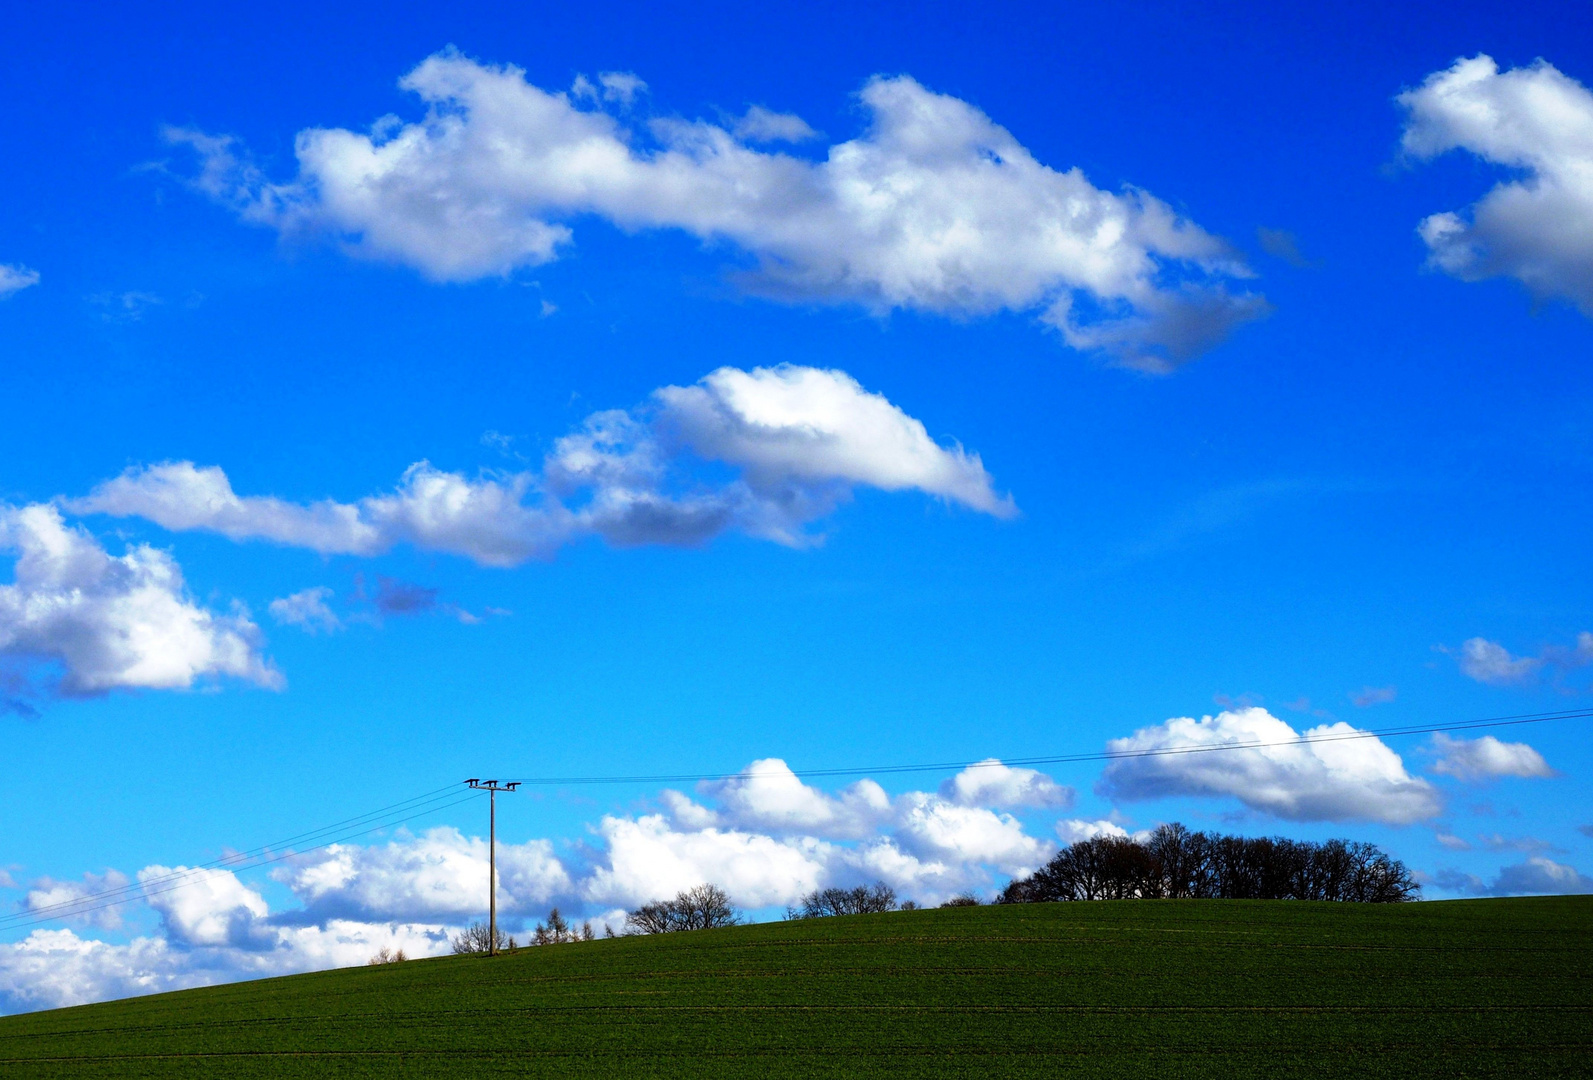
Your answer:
(2, 897), (1589, 1078)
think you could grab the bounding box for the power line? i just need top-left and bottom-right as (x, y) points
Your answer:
(0, 782), (468, 929)
(1, 788), (484, 933)
(501, 707), (1593, 786)
(8, 705), (1587, 934)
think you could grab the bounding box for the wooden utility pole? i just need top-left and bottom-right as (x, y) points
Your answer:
(466, 779), (520, 955)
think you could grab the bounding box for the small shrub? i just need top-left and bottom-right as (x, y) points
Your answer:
(940, 893), (982, 908)
(367, 946), (407, 965)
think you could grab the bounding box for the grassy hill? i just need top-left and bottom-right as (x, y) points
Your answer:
(2, 897), (1589, 1078)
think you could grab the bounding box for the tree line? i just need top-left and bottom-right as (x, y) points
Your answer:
(428, 821), (1416, 961)
(999, 823), (1419, 903)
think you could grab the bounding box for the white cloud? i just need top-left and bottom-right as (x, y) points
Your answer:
(654, 366), (1015, 527)
(1097, 707), (1442, 825)
(893, 793), (1050, 875)
(173, 51), (1264, 370)
(1450, 631), (1593, 687)
(732, 105), (817, 143)
(273, 827), (570, 922)
(939, 759), (1074, 809)
(0, 759), (1078, 1013)
(1456, 637), (1543, 686)
(1054, 818), (1153, 844)
(1489, 857), (1593, 895)
(0, 504), (280, 696)
(0, 264), (39, 298)
(67, 461), (391, 557)
(583, 814), (831, 909)
(141, 866), (269, 947)
(0, 920), (451, 1014)
(269, 587), (341, 633)
(71, 365), (1009, 564)
(1428, 733), (1554, 781)
(1400, 55), (1593, 314)
(24, 871), (131, 931)
(696, 759), (892, 838)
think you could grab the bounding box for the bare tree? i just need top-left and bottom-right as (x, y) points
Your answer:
(367, 946), (407, 965)
(451, 921), (512, 955)
(787, 882), (897, 919)
(624, 884), (741, 934)
(940, 892), (981, 907)
(673, 884), (740, 930)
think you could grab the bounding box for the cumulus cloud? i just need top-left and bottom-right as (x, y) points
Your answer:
(141, 866), (270, 948)
(893, 794), (1050, 875)
(70, 365), (1009, 564)
(664, 758), (1054, 877)
(24, 872), (131, 931)
(0, 264), (39, 298)
(1428, 733), (1554, 781)
(1054, 818), (1153, 844)
(693, 759), (892, 838)
(584, 814), (831, 910)
(1440, 857), (1593, 897)
(273, 827), (570, 923)
(1493, 857), (1593, 894)
(0, 920), (451, 1015)
(170, 51), (1264, 370)
(268, 587), (341, 633)
(0, 758), (1078, 1013)
(938, 759), (1074, 809)
(1400, 55), (1593, 314)
(0, 504), (280, 696)
(1097, 707), (1441, 825)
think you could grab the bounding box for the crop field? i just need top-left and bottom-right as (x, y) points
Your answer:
(1, 896), (1589, 1078)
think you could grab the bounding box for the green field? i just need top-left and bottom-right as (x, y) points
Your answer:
(2, 897), (1590, 1078)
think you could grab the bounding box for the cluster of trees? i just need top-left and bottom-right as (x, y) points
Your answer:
(532, 908), (596, 945)
(624, 884), (741, 934)
(366, 946), (407, 964)
(786, 882), (899, 919)
(1000, 824), (1419, 903)
(448, 823), (1416, 958)
(784, 881), (994, 919)
(452, 909), (598, 954)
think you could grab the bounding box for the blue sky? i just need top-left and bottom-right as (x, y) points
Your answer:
(4, 0), (1593, 1011)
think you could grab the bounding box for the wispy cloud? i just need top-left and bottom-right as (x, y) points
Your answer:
(0, 264), (40, 299)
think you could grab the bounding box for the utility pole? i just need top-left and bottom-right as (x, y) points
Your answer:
(466, 779), (520, 956)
